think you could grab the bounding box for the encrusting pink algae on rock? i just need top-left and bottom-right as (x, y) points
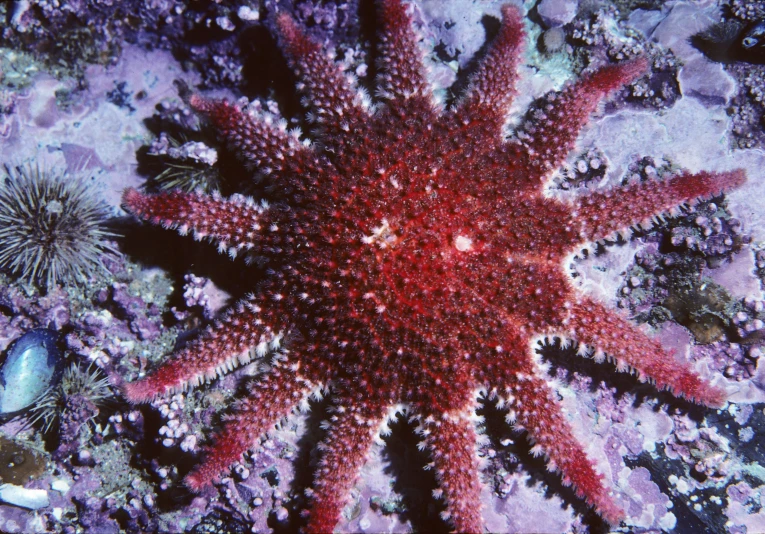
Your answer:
(0, 1), (764, 532)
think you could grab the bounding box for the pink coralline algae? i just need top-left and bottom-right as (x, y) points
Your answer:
(121, 1), (746, 532)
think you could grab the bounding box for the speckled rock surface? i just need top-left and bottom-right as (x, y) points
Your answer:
(0, 1), (763, 532)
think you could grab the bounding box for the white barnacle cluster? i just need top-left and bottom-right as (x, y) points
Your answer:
(734, 298), (765, 339)
(153, 393), (198, 451)
(669, 201), (744, 256)
(153, 463), (181, 492)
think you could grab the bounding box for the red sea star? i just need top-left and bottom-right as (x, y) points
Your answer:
(122, 1), (746, 532)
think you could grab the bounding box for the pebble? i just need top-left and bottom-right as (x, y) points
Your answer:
(275, 506), (289, 522)
(50, 479), (70, 494)
(0, 484), (49, 509)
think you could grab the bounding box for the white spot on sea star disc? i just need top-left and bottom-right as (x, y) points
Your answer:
(454, 235), (473, 252)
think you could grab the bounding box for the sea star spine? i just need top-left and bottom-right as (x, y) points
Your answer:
(185, 360), (316, 490)
(277, 12), (366, 138)
(507, 367), (624, 524)
(568, 298), (727, 406)
(418, 409), (484, 533)
(377, 0), (432, 100)
(122, 188), (265, 257)
(122, 188), (285, 401)
(483, 327), (626, 525)
(189, 95), (308, 177)
(516, 60), (648, 183)
(575, 169), (747, 243)
(122, 293), (276, 402)
(304, 403), (386, 532)
(459, 5), (524, 126)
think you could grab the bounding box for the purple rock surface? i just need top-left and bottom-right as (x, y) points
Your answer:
(0, 0), (763, 532)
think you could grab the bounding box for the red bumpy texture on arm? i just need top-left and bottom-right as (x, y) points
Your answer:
(575, 169), (747, 243)
(484, 330), (624, 525)
(509, 372), (625, 525)
(276, 14), (366, 136)
(123, 188), (265, 258)
(123, 297), (274, 402)
(189, 95), (308, 179)
(185, 361), (314, 489)
(376, 0), (431, 100)
(419, 411), (484, 533)
(569, 297), (727, 407)
(517, 59), (647, 181)
(304, 404), (384, 533)
(457, 5), (524, 124)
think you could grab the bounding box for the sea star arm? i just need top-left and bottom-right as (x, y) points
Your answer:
(185, 359), (316, 489)
(504, 370), (625, 525)
(416, 409), (484, 533)
(124, 296), (280, 402)
(481, 331), (624, 525)
(574, 169), (747, 244)
(515, 59), (647, 184)
(276, 13), (368, 138)
(304, 402), (386, 533)
(568, 297), (726, 406)
(455, 5), (524, 129)
(189, 95), (313, 182)
(123, 188), (266, 259)
(376, 0), (431, 101)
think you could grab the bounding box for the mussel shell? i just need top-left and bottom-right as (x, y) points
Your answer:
(0, 329), (64, 415)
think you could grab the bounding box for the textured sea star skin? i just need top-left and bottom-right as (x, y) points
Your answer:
(123, 1), (746, 531)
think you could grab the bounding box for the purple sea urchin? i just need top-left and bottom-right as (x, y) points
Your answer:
(147, 134), (221, 193)
(0, 163), (117, 289)
(31, 363), (112, 461)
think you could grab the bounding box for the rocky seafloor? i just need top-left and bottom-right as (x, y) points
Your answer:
(1, 0), (765, 532)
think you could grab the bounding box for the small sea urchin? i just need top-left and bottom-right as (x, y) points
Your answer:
(148, 134), (221, 193)
(0, 163), (117, 289)
(31, 363), (111, 434)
